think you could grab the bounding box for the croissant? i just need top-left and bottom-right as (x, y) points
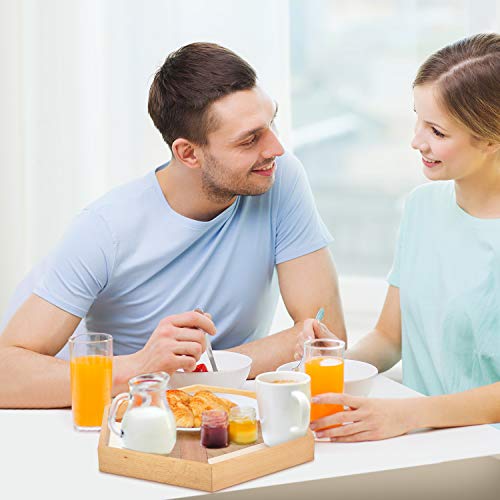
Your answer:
(166, 390), (195, 428)
(166, 389), (192, 405)
(171, 401), (195, 428)
(166, 389), (238, 428)
(193, 390), (226, 406)
(190, 395), (225, 427)
(217, 396), (237, 413)
(193, 391), (237, 411)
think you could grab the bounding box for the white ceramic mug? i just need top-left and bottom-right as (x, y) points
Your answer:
(255, 371), (311, 446)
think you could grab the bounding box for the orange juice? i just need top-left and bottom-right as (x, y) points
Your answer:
(305, 356), (344, 428)
(70, 355), (113, 428)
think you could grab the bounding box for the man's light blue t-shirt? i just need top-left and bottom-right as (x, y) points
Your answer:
(34, 152), (332, 355)
(388, 181), (500, 405)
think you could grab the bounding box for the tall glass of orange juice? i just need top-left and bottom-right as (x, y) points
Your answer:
(304, 338), (345, 430)
(69, 333), (113, 431)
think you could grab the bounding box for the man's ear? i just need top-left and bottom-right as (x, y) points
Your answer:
(171, 138), (202, 169)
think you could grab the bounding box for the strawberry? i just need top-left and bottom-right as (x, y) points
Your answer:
(193, 363), (208, 372)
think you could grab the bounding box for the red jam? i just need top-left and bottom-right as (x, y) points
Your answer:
(200, 410), (229, 448)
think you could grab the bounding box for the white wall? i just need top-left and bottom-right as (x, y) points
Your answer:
(0, 0), (291, 316)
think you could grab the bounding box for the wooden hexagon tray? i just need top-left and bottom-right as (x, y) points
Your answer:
(98, 384), (315, 492)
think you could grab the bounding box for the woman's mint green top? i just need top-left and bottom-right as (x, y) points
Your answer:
(388, 181), (500, 404)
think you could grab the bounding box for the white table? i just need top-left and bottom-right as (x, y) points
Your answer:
(2, 375), (500, 500)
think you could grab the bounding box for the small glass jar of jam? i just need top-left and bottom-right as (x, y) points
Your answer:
(200, 410), (229, 448)
(229, 406), (258, 445)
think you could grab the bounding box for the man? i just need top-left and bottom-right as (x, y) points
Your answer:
(0, 43), (346, 408)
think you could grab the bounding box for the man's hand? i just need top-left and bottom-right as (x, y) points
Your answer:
(294, 319), (341, 361)
(131, 310), (216, 375)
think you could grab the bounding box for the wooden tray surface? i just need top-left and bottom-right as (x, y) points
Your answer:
(98, 384), (315, 492)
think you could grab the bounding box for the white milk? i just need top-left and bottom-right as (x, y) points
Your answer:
(121, 406), (177, 454)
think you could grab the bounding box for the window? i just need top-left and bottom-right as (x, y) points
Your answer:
(290, 0), (499, 277)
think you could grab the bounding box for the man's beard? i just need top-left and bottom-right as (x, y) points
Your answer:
(200, 152), (275, 204)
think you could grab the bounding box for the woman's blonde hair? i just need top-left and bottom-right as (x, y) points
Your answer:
(414, 33), (500, 143)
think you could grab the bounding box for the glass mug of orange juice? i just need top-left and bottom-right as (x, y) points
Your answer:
(69, 333), (113, 431)
(304, 338), (345, 430)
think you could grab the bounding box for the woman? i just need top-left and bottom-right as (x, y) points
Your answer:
(297, 33), (500, 441)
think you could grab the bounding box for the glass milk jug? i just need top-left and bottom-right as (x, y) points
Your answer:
(108, 372), (176, 454)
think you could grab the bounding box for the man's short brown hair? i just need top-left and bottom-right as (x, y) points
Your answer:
(148, 42), (257, 148)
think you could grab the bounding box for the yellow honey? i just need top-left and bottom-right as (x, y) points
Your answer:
(228, 407), (258, 444)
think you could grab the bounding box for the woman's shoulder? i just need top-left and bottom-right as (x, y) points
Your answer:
(405, 181), (454, 210)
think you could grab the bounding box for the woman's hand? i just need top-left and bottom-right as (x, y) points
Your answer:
(294, 318), (341, 361)
(310, 392), (417, 441)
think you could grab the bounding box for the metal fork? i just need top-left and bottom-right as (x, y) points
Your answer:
(194, 307), (218, 372)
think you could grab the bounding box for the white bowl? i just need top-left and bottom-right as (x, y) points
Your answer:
(277, 359), (378, 397)
(168, 351), (252, 389)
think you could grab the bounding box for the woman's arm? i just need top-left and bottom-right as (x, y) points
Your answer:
(310, 382), (500, 442)
(344, 285), (402, 372)
(411, 382), (500, 429)
(302, 285), (500, 440)
(296, 285), (402, 373)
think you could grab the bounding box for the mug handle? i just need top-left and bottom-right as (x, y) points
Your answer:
(290, 390), (310, 434)
(108, 393), (129, 438)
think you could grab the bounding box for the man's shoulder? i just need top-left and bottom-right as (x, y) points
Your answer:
(87, 169), (157, 216)
(275, 150), (304, 176)
(82, 168), (162, 237)
(272, 150), (307, 194)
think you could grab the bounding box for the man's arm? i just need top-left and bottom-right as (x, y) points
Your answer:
(0, 294), (141, 407)
(0, 294), (82, 408)
(0, 294), (215, 408)
(230, 247), (346, 377)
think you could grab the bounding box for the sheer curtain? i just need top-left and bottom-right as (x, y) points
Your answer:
(0, 0), (291, 316)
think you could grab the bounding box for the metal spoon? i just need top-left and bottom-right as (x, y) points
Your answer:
(194, 307), (218, 372)
(292, 307), (325, 372)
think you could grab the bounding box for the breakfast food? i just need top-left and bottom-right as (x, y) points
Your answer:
(166, 390), (194, 428)
(228, 406), (258, 444)
(166, 389), (237, 428)
(270, 380), (297, 384)
(193, 363), (208, 372)
(166, 389), (192, 405)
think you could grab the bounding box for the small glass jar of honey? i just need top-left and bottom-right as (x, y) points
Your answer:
(229, 406), (258, 445)
(200, 410), (229, 448)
